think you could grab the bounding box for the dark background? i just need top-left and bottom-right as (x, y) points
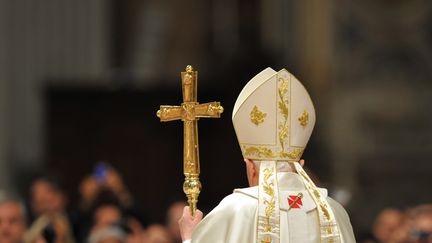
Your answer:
(1, 0), (431, 237)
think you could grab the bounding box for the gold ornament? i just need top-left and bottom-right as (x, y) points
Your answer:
(250, 106), (267, 125)
(298, 110), (309, 128)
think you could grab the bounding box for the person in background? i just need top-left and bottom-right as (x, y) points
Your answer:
(76, 164), (146, 242)
(23, 213), (75, 243)
(145, 224), (173, 243)
(407, 204), (432, 243)
(372, 208), (404, 243)
(85, 189), (145, 243)
(85, 189), (124, 240)
(88, 225), (127, 243)
(125, 217), (146, 243)
(79, 164), (133, 213)
(29, 175), (68, 219)
(165, 201), (187, 243)
(26, 173), (76, 243)
(0, 195), (27, 243)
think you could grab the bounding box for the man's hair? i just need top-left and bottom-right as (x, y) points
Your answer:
(252, 161), (296, 172)
(409, 204), (432, 219)
(31, 172), (65, 193)
(0, 193), (27, 224)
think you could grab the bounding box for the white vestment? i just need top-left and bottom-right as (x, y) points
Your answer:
(190, 172), (356, 243)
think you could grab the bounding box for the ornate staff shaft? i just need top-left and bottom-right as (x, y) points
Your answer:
(181, 67), (201, 215)
(183, 119), (201, 214)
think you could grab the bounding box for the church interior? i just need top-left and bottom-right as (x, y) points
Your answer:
(0, 0), (431, 242)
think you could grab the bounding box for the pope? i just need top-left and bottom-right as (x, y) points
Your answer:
(179, 68), (356, 243)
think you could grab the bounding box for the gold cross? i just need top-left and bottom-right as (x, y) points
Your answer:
(157, 65), (223, 215)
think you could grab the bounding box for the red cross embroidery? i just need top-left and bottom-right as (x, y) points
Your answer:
(288, 195), (303, 209)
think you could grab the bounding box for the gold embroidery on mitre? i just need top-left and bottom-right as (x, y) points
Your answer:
(277, 78), (289, 152)
(250, 105), (267, 125)
(245, 147), (277, 158)
(280, 148), (303, 160)
(244, 146), (304, 160)
(298, 110), (309, 128)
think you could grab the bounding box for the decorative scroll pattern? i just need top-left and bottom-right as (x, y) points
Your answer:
(262, 168), (276, 232)
(278, 78), (289, 152)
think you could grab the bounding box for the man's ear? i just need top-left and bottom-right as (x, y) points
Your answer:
(244, 158), (258, 186)
(244, 159), (256, 173)
(299, 159), (305, 167)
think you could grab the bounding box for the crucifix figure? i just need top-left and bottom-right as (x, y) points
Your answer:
(157, 65), (223, 215)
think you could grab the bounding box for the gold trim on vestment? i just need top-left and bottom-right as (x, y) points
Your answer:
(257, 161), (280, 243)
(294, 162), (341, 243)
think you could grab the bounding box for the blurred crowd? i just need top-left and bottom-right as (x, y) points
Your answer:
(360, 206), (432, 243)
(1, 163), (431, 243)
(0, 164), (186, 243)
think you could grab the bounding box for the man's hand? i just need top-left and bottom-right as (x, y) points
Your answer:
(178, 206), (203, 241)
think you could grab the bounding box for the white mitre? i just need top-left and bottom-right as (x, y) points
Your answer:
(232, 68), (341, 243)
(232, 67), (315, 160)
